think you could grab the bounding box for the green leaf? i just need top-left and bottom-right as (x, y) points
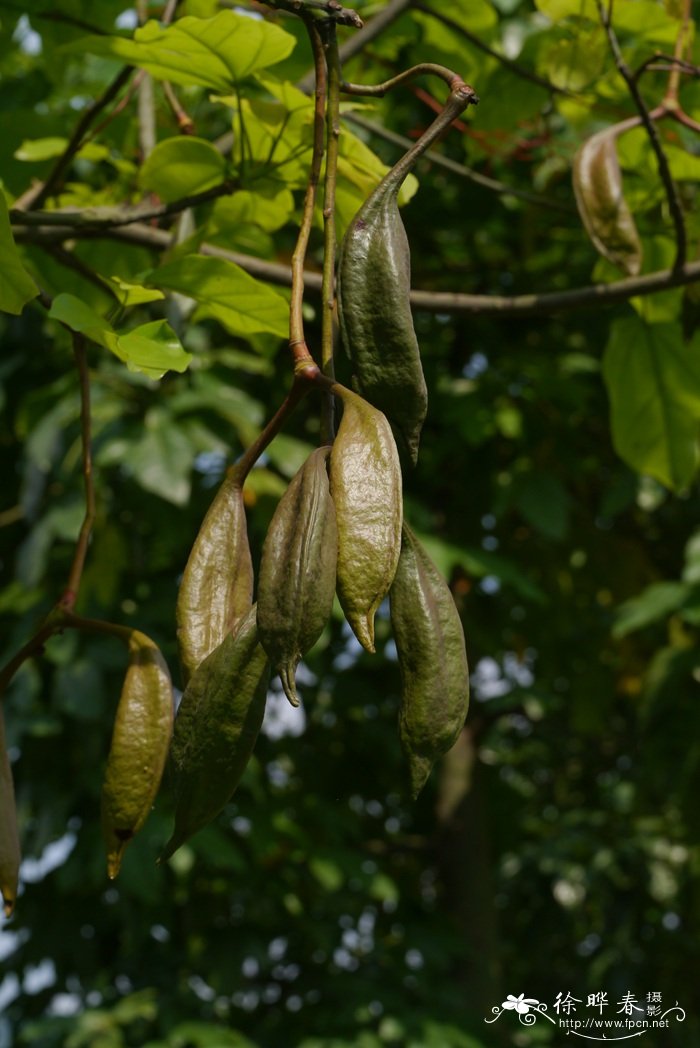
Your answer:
(150, 255), (289, 339)
(603, 317), (700, 489)
(0, 194), (39, 314)
(139, 137), (226, 203)
(101, 276), (166, 307)
(48, 293), (192, 377)
(129, 411), (194, 505)
(14, 136), (68, 161)
(613, 581), (690, 638)
(66, 12), (296, 92)
(512, 471), (571, 540)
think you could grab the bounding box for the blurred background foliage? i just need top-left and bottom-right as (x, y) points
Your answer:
(1, 0), (700, 1045)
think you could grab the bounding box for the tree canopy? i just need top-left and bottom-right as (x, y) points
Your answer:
(1, 1), (699, 1046)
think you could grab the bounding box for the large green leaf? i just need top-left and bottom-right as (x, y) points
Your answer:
(150, 256), (289, 340)
(603, 316), (700, 490)
(613, 581), (690, 638)
(0, 193), (39, 315)
(139, 137), (227, 202)
(65, 11), (296, 92)
(129, 410), (194, 505)
(48, 293), (192, 378)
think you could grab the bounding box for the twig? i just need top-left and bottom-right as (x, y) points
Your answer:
(256, 0), (363, 28)
(229, 376), (315, 484)
(15, 66), (133, 211)
(343, 113), (572, 212)
(40, 245), (113, 297)
(162, 82), (195, 134)
(663, 0), (693, 108)
(413, 3), (571, 98)
(16, 220), (700, 317)
(597, 0), (686, 272)
(342, 62), (467, 97)
(87, 70), (146, 142)
(59, 335), (95, 612)
(289, 17), (327, 365)
(319, 20), (341, 442)
(634, 53), (700, 83)
(11, 180), (237, 230)
(0, 622), (59, 703)
(297, 0), (412, 94)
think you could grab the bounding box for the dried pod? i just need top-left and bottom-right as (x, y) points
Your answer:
(257, 447), (337, 707)
(101, 631), (174, 878)
(338, 85), (477, 465)
(0, 707), (20, 917)
(389, 524), (469, 798)
(330, 386), (402, 653)
(573, 124), (642, 276)
(177, 470), (254, 684)
(161, 605), (269, 861)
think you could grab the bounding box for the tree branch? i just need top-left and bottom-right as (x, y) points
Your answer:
(297, 0), (413, 93)
(16, 220), (700, 318)
(59, 335), (95, 612)
(413, 3), (571, 98)
(256, 0), (363, 28)
(15, 66), (133, 212)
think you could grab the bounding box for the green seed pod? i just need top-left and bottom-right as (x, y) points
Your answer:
(573, 122), (642, 276)
(389, 524), (469, 799)
(0, 706), (20, 917)
(338, 85), (477, 465)
(161, 605), (269, 861)
(101, 631), (174, 879)
(177, 470), (254, 684)
(257, 446), (337, 707)
(330, 386), (402, 654)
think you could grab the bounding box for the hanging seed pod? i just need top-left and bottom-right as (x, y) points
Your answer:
(338, 84), (477, 465)
(0, 706), (20, 917)
(573, 122), (642, 276)
(101, 631), (174, 878)
(257, 447), (337, 707)
(389, 523), (469, 799)
(177, 470), (254, 684)
(161, 605), (269, 861)
(330, 386), (402, 654)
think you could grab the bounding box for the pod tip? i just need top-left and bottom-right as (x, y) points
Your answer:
(408, 754), (433, 800)
(279, 665), (301, 708)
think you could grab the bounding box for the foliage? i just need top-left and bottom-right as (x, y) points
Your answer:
(1, 1), (700, 1047)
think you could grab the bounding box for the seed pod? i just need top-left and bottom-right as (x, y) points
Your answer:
(257, 447), (337, 707)
(573, 123), (642, 276)
(389, 524), (469, 799)
(330, 386), (402, 654)
(161, 605), (269, 861)
(338, 85), (477, 465)
(101, 631), (174, 878)
(177, 470), (254, 684)
(0, 706), (20, 917)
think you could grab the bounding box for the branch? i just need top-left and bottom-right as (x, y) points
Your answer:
(297, 0), (413, 93)
(289, 17), (327, 363)
(16, 67), (133, 212)
(256, 0), (363, 28)
(597, 0), (686, 272)
(413, 3), (571, 98)
(319, 20), (342, 441)
(342, 112), (573, 213)
(11, 180), (237, 231)
(342, 62), (468, 97)
(59, 335), (95, 612)
(16, 219), (700, 317)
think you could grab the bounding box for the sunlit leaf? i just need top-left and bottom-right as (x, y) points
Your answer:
(150, 256), (289, 340)
(65, 11), (296, 92)
(139, 137), (227, 202)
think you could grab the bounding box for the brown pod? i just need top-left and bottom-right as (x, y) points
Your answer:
(177, 470), (254, 684)
(390, 524), (469, 798)
(257, 447), (337, 706)
(0, 706), (20, 917)
(329, 385), (402, 653)
(573, 122), (642, 276)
